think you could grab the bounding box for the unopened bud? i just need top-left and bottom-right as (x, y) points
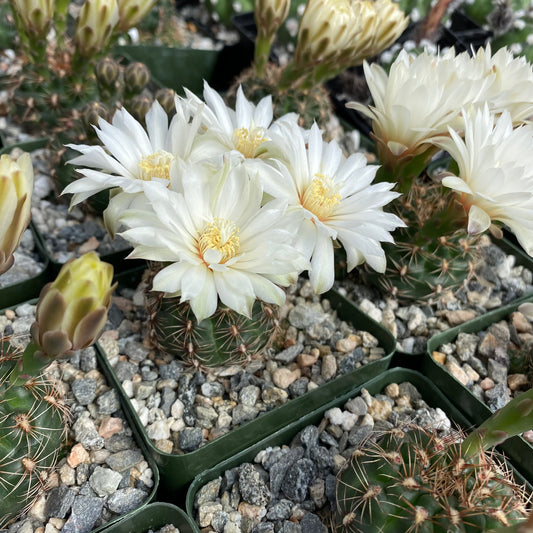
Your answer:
(95, 56), (120, 88)
(81, 101), (110, 130)
(128, 94), (153, 123)
(0, 152), (33, 275)
(155, 88), (176, 115)
(124, 61), (151, 93)
(116, 0), (158, 32)
(10, 0), (54, 39)
(31, 252), (116, 358)
(254, 0), (290, 41)
(74, 0), (120, 57)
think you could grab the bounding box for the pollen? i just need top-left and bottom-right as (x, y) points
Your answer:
(302, 173), (341, 220)
(199, 218), (240, 264)
(138, 150), (174, 182)
(232, 126), (267, 158)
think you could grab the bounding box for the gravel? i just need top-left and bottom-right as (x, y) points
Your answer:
(1, 304), (154, 533)
(98, 276), (388, 455)
(193, 381), (452, 532)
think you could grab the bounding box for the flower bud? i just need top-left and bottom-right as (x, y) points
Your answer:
(0, 152), (33, 275)
(74, 0), (120, 57)
(31, 252), (116, 358)
(254, 0), (290, 41)
(95, 56), (120, 88)
(155, 88), (176, 115)
(81, 101), (110, 131)
(116, 0), (157, 32)
(124, 61), (151, 93)
(128, 93), (153, 123)
(10, 0), (54, 39)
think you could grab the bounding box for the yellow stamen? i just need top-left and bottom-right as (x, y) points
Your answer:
(302, 173), (341, 220)
(138, 150), (174, 182)
(232, 126), (267, 158)
(198, 218), (240, 264)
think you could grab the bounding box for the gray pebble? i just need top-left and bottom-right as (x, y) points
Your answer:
(281, 458), (316, 502)
(61, 496), (104, 533)
(72, 379), (97, 405)
(178, 427), (203, 452)
(239, 463), (270, 506)
(106, 488), (148, 514)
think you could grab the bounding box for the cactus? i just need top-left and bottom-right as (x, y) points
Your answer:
(335, 387), (533, 532)
(146, 289), (279, 368)
(0, 340), (69, 529)
(361, 177), (479, 302)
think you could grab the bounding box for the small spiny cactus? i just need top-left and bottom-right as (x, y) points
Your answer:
(0, 340), (69, 528)
(361, 176), (479, 302)
(146, 289), (279, 369)
(335, 387), (533, 532)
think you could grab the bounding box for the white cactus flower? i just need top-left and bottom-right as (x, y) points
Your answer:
(432, 106), (533, 256)
(119, 159), (309, 322)
(258, 122), (405, 294)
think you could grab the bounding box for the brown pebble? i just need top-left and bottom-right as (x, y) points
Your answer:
(432, 351), (446, 365)
(445, 361), (470, 386)
(384, 383), (400, 398)
(336, 336), (357, 353)
(98, 416), (123, 438)
(297, 352), (319, 367)
(445, 310), (477, 327)
(508, 373), (530, 391)
(67, 443), (90, 468)
(510, 312), (533, 334)
(480, 377), (495, 391)
(4, 309), (15, 320)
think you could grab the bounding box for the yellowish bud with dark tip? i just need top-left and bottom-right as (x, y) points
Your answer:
(10, 0), (54, 38)
(129, 94), (153, 123)
(81, 101), (110, 131)
(116, 0), (157, 32)
(0, 152), (33, 275)
(155, 88), (176, 116)
(124, 61), (151, 94)
(95, 56), (120, 89)
(31, 252), (116, 358)
(74, 0), (120, 57)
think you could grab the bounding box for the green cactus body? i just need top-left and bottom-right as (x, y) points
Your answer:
(0, 345), (69, 528)
(335, 426), (530, 533)
(363, 178), (479, 302)
(146, 291), (278, 368)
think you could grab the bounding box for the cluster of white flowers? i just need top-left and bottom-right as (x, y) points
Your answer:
(63, 83), (404, 321)
(350, 43), (533, 257)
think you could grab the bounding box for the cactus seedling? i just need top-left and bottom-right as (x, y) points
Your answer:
(335, 387), (533, 532)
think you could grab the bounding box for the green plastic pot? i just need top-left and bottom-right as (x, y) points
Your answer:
(113, 45), (220, 96)
(0, 299), (161, 533)
(424, 293), (533, 484)
(185, 366), (532, 532)
(95, 286), (396, 495)
(99, 502), (195, 533)
(0, 221), (51, 308)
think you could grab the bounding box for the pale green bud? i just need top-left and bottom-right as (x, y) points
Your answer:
(254, 0), (290, 41)
(116, 0), (157, 32)
(0, 152), (33, 275)
(75, 0), (120, 57)
(31, 252), (116, 357)
(10, 0), (54, 38)
(124, 61), (151, 93)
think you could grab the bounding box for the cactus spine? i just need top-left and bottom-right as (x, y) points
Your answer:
(335, 388), (533, 532)
(0, 340), (69, 528)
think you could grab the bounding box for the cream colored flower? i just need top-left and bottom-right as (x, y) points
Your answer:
(285, 0), (408, 87)
(10, 0), (54, 38)
(74, 0), (120, 57)
(32, 252), (115, 357)
(116, 0), (157, 32)
(432, 106), (533, 255)
(470, 44), (533, 124)
(63, 99), (202, 236)
(0, 152), (33, 275)
(119, 160), (309, 322)
(259, 122), (405, 293)
(347, 48), (489, 173)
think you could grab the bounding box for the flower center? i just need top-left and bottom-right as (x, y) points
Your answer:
(302, 173), (341, 220)
(138, 150), (174, 181)
(232, 126), (267, 158)
(198, 218), (240, 264)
